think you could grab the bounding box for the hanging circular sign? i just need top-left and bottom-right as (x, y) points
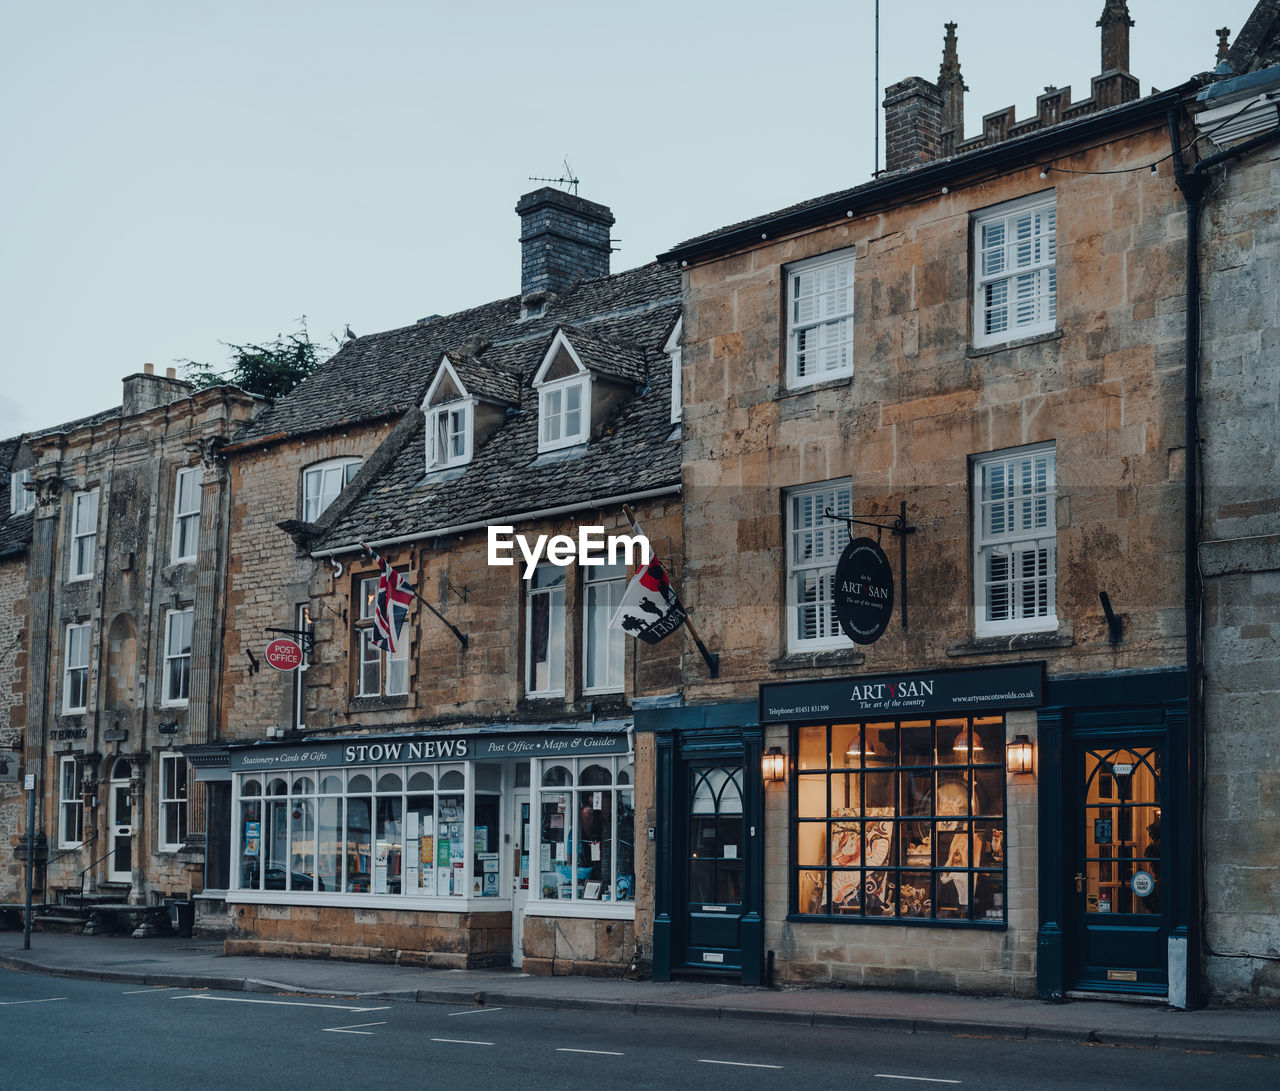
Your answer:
(834, 537), (894, 645)
(1131, 870), (1156, 898)
(264, 638), (304, 671)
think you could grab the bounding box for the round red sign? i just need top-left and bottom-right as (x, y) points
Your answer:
(264, 638), (303, 671)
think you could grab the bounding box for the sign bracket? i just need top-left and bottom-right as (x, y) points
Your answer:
(825, 501), (916, 632)
(266, 624), (315, 657)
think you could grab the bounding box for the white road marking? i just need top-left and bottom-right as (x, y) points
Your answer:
(557, 1048), (625, 1056)
(697, 1060), (783, 1070)
(448, 1006), (505, 1016)
(430, 1038), (494, 1046)
(323, 1021), (387, 1036)
(0, 997), (67, 1006)
(874, 1076), (962, 1084)
(173, 994), (390, 1013)
(123, 987), (179, 995)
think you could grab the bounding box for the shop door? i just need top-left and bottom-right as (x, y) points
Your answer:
(512, 790), (530, 968)
(109, 770), (133, 883)
(678, 763), (745, 971)
(1067, 740), (1168, 994)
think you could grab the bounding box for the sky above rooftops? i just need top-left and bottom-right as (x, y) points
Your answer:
(0, 0), (1254, 439)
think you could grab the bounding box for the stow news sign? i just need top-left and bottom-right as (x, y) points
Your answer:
(760, 663), (1045, 723)
(228, 731), (629, 773)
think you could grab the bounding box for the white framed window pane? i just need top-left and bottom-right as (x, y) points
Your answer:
(303, 458), (361, 521)
(786, 482), (851, 651)
(788, 252), (854, 386)
(172, 467), (202, 560)
(584, 562), (627, 691)
(974, 196), (1056, 346)
(59, 757), (84, 846)
(10, 468), (34, 514)
(527, 566), (566, 694)
(164, 609), (193, 702)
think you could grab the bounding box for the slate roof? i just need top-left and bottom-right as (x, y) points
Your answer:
(309, 262), (682, 552)
(235, 261), (679, 446)
(443, 351), (522, 407)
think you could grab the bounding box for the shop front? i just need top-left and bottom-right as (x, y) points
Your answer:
(223, 722), (639, 972)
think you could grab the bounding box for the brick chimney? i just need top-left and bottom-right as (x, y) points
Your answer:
(883, 77), (943, 172)
(516, 187), (615, 298)
(1098, 0), (1134, 73)
(938, 22), (967, 150)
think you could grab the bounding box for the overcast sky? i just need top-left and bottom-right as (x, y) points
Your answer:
(1, 0), (1257, 439)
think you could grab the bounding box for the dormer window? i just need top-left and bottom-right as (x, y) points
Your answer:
(533, 330), (594, 454)
(9, 467), (34, 515)
(427, 401), (473, 469)
(664, 316), (683, 424)
(539, 376), (589, 451)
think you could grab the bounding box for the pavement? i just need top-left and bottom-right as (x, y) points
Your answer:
(1, 929), (1277, 1057)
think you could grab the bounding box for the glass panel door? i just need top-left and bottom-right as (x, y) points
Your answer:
(682, 763), (744, 969)
(110, 775), (132, 882)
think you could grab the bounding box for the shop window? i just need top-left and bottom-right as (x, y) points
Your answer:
(533, 756), (634, 905)
(793, 716), (1007, 924)
(785, 480), (852, 652)
(526, 563), (566, 696)
(356, 576), (409, 697)
(583, 561), (627, 693)
(233, 761), (503, 900)
(973, 444), (1057, 637)
(159, 753), (188, 851)
(58, 756), (84, 848)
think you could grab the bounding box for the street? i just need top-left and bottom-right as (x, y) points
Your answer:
(0, 969), (1275, 1089)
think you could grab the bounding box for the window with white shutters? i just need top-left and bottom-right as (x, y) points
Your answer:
(787, 249), (855, 388)
(973, 193), (1057, 347)
(973, 444), (1057, 636)
(785, 480), (852, 651)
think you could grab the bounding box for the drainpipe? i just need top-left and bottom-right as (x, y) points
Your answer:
(1167, 107), (1280, 1011)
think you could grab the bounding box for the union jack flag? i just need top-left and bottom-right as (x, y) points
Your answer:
(363, 543), (414, 653)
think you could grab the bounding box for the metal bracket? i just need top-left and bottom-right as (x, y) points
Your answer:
(265, 624), (315, 657)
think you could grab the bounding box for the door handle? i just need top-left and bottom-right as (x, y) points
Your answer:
(1073, 872), (1084, 893)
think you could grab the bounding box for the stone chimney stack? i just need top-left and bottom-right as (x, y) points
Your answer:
(123, 366), (192, 416)
(883, 76), (944, 172)
(516, 187), (615, 299)
(938, 22), (968, 152)
(1098, 0), (1134, 73)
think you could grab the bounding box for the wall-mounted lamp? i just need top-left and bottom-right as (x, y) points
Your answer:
(1006, 734), (1034, 775)
(762, 746), (786, 784)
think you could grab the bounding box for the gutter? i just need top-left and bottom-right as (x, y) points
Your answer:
(663, 84), (1196, 266)
(310, 483), (682, 558)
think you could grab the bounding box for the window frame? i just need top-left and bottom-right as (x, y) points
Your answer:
(68, 488), (99, 581)
(665, 317), (683, 424)
(162, 607), (193, 706)
(63, 622), (90, 714)
(356, 576), (409, 698)
(10, 467), (34, 515)
(526, 563), (566, 697)
(786, 248), (856, 389)
(170, 465), (202, 563)
(302, 457), (362, 523)
(426, 400), (475, 470)
(537, 374), (591, 453)
(582, 560), (627, 694)
(58, 756), (84, 848)
(784, 479), (853, 653)
(159, 752), (189, 852)
(790, 716), (1008, 927)
(972, 443), (1058, 638)
(972, 191), (1057, 349)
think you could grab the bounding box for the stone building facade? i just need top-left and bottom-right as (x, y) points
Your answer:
(642, 3), (1277, 1006)
(1, 371), (260, 919)
(202, 189), (685, 975)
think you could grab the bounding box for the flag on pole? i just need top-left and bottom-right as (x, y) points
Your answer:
(610, 559), (687, 645)
(363, 544), (413, 653)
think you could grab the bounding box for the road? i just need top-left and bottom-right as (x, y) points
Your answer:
(0, 969), (1275, 1089)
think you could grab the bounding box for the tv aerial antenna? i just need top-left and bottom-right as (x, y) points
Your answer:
(528, 156), (579, 195)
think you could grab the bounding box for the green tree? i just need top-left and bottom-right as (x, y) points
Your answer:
(183, 318), (323, 398)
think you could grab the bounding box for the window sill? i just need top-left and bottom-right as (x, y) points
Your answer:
(66, 574), (94, 584)
(947, 624), (1073, 658)
(781, 373), (854, 401)
(159, 700), (190, 709)
(786, 912), (1006, 930)
(352, 694), (411, 712)
(524, 900), (636, 921)
(771, 648), (866, 672)
(967, 329), (1062, 358)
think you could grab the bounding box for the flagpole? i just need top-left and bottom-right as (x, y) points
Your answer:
(622, 505), (719, 679)
(363, 544), (468, 650)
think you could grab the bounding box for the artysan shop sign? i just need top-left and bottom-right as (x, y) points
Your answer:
(759, 663), (1045, 723)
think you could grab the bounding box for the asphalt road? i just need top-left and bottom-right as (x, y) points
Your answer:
(1, 969), (1276, 1089)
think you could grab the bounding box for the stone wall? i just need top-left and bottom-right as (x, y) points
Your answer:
(0, 555), (26, 900)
